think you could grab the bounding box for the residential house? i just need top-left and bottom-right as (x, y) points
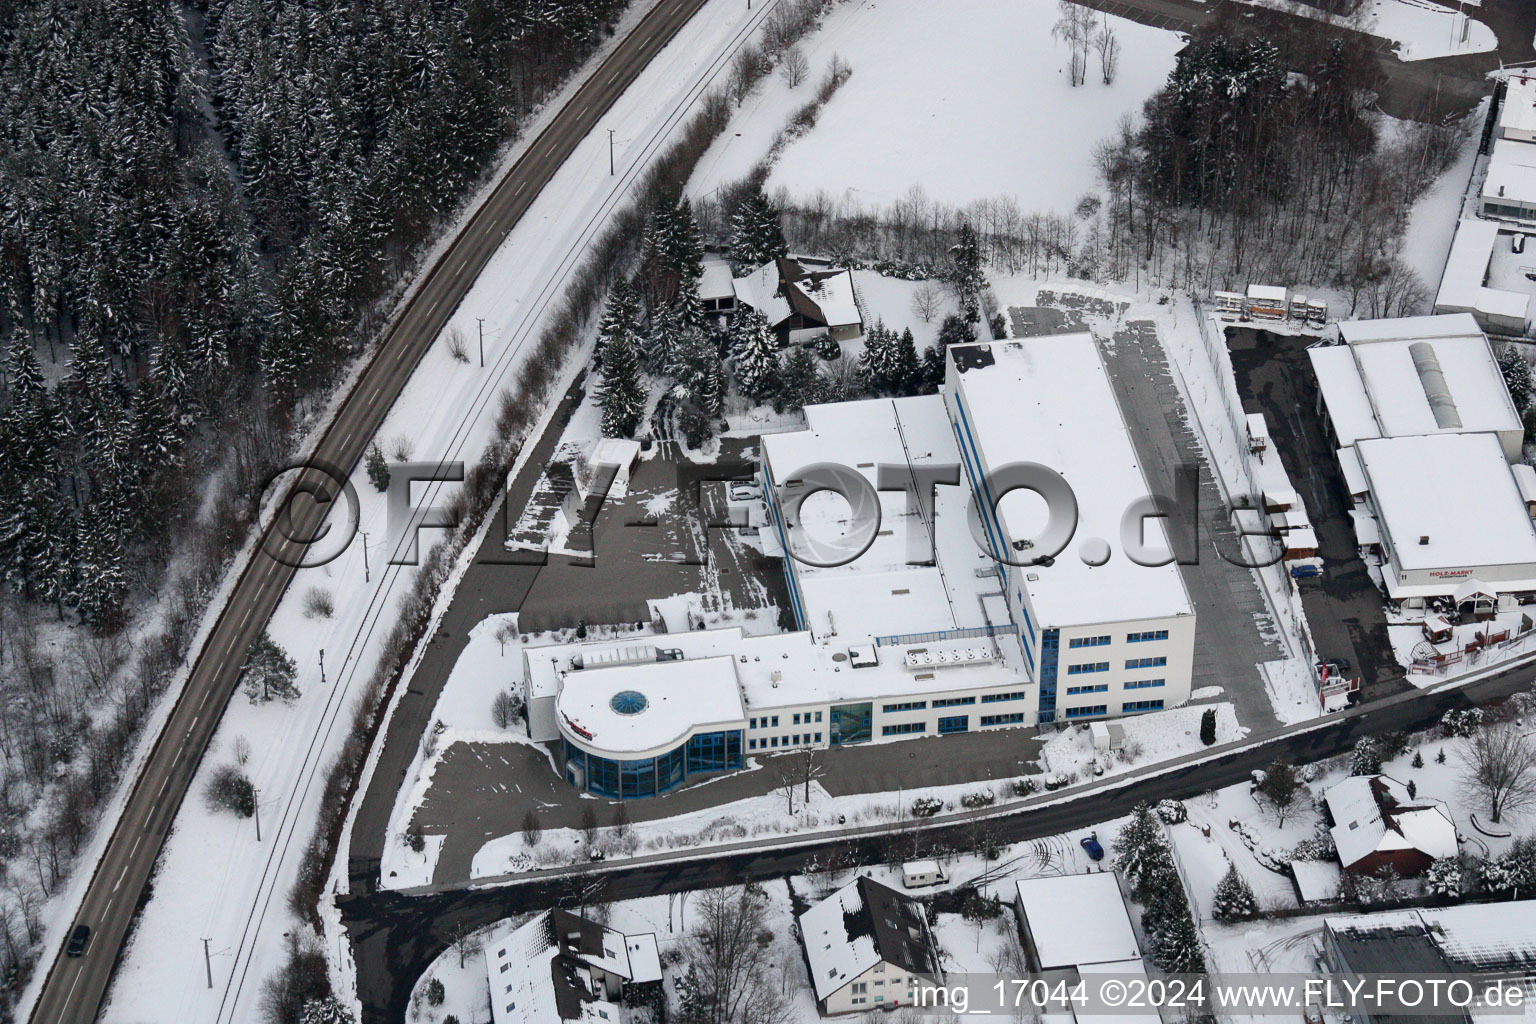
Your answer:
(486, 908), (661, 1024)
(732, 258), (863, 344)
(1324, 774), (1458, 878)
(797, 876), (941, 1015)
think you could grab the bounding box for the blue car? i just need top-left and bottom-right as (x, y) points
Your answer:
(1080, 834), (1104, 861)
(1290, 564), (1321, 580)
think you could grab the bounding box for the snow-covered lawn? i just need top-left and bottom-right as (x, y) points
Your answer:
(691, 0), (1182, 213)
(1244, 0), (1497, 62)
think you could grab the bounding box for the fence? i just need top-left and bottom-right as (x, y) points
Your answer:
(1410, 622), (1536, 676)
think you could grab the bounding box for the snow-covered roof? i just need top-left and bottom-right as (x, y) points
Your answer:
(1290, 859), (1341, 903)
(1014, 873), (1143, 971)
(1356, 434), (1536, 574)
(1246, 284), (1288, 303)
(732, 261), (792, 325)
(621, 934), (662, 985)
(1324, 775), (1458, 871)
(1483, 136), (1536, 207)
(554, 656), (747, 756)
(731, 259), (861, 330)
(1501, 76), (1536, 137)
(1310, 316), (1521, 446)
(761, 396), (1005, 641)
(1327, 900), (1536, 977)
(1349, 508), (1380, 549)
(1515, 462), (1536, 505)
(945, 337), (1193, 627)
(799, 876), (938, 1002)
(1434, 219), (1531, 326)
(902, 859), (943, 879)
(527, 626), (1031, 736)
(799, 268), (860, 328)
(487, 913), (622, 1024)
(699, 259), (736, 301)
(1337, 446), (1367, 497)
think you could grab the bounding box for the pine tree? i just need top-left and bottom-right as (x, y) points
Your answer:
(938, 313), (975, 351)
(948, 223), (986, 324)
(1256, 759), (1299, 823)
(647, 303), (685, 373)
(1500, 347), (1532, 410)
(1211, 864), (1259, 922)
(299, 997), (355, 1024)
(730, 308), (779, 403)
(728, 191), (787, 266)
(1115, 803), (1162, 894)
(1152, 907), (1206, 974)
(365, 442), (390, 492)
(1199, 708), (1217, 745)
(861, 320), (919, 395)
(595, 279), (641, 361)
(775, 346), (822, 413)
(888, 328), (920, 395)
(1424, 857), (1462, 898)
(1411, 749), (1424, 769)
(1349, 737), (1381, 776)
(597, 326), (646, 438)
(670, 329), (724, 418)
(69, 497), (129, 630)
(242, 630), (301, 704)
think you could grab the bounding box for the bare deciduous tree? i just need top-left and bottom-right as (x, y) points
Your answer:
(1095, 20), (1120, 85)
(910, 281), (942, 323)
(1052, 1), (1096, 87)
(680, 885), (792, 1024)
(444, 325), (470, 363)
(1461, 721), (1536, 824)
(779, 46), (809, 88)
(580, 803), (599, 845)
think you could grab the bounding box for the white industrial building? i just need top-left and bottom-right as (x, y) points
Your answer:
(1309, 314), (1536, 610)
(520, 334), (1197, 798)
(1433, 218), (1531, 335)
(1496, 75), (1536, 144)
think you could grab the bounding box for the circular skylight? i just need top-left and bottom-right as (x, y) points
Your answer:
(609, 690), (648, 715)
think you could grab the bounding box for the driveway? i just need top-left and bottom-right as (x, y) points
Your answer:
(1226, 326), (1406, 703)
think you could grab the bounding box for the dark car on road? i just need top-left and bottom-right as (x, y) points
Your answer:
(66, 924), (90, 958)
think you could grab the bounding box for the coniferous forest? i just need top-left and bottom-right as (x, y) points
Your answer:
(0, 0), (622, 1008)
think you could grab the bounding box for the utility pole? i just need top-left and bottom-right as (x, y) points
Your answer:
(202, 938), (213, 989)
(319, 648), (326, 686)
(359, 529), (370, 583)
(476, 317), (485, 368)
(608, 129), (616, 175)
(254, 787), (261, 843)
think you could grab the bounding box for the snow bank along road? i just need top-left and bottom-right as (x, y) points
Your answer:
(339, 652), (1536, 1024)
(25, 0), (713, 1020)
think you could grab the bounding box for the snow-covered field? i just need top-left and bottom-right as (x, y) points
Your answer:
(690, 0), (1182, 212)
(76, 0), (801, 1021)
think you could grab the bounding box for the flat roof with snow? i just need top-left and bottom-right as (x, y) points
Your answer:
(1357, 433), (1536, 573)
(1310, 315), (1520, 447)
(1015, 873), (1143, 972)
(946, 337), (1192, 627)
(553, 656), (746, 755)
(1483, 136), (1536, 207)
(1434, 219), (1531, 326)
(1501, 75), (1536, 137)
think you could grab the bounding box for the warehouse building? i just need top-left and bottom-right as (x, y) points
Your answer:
(1309, 315), (1536, 609)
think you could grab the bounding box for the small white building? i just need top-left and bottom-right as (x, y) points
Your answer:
(1498, 75), (1536, 144)
(1434, 218), (1531, 335)
(798, 876), (941, 1015)
(900, 860), (947, 888)
(1014, 872), (1147, 1024)
(1480, 135), (1536, 225)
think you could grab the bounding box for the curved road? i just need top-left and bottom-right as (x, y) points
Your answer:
(339, 656), (1536, 1024)
(27, 0), (710, 1020)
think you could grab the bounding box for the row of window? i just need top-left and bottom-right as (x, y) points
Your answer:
(1069, 635), (1111, 648)
(750, 711), (824, 729)
(1127, 629), (1170, 643)
(1064, 705), (1107, 719)
(1065, 683), (1107, 695)
(883, 701), (924, 713)
(1063, 699), (1166, 718)
(1123, 699), (1165, 712)
(981, 690), (1028, 703)
(1067, 662), (1109, 675)
(868, 692), (1028, 714)
(933, 695), (974, 707)
(938, 715), (969, 734)
(1123, 678), (1165, 690)
(1125, 656), (1167, 669)
(980, 712), (1026, 726)
(1065, 658), (1166, 675)
(883, 722), (925, 736)
(749, 733), (821, 750)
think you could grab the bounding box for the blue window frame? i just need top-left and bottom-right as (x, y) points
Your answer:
(1038, 629), (1060, 722)
(1122, 699), (1165, 712)
(1127, 630), (1169, 643)
(883, 701), (927, 713)
(1125, 656), (1167, 669)
(932, 696), (976, 707)
(1019, 601), (1036, 644)
(1067, 662), (1109, 675)
(1069, 635), (1111, 648)
(881, 722), (926, 736)
(981, 691), (1028, 703)
(1063, 705), (1107, 719)
(937, 715), (969, 734)
(1065, 683), (1108, 695)
(980, 713), (1026, 726)
(1124, 678), (1165, 690)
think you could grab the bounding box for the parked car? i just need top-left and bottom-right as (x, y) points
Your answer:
(1515, 233), (1527, 255)
(1080, 833), (1104, 861)
(66, 924), (91, 958)
(728, 483), (759, 502)
(1289, 563), (1322, 580)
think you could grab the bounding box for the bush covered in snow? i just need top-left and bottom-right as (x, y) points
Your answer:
(1212, 864), (1259, 923)
(911, 797), (944, 818)
(960, 790), (996, 809)
(1155, 799), (1186, 825)
(1441, 708), (1485, 738)
(1424, 857), (1463, 899)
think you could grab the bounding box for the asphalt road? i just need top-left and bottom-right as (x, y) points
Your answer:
(25, 1), (712, 1020)
(339, 656), (1536, 1024)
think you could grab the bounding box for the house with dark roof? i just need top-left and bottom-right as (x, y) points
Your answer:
(732, 258), (863, 344)
(796, 876), (942, 1015)
(486, 908), (661, 1024)
(1324, 775), (1458, 878)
